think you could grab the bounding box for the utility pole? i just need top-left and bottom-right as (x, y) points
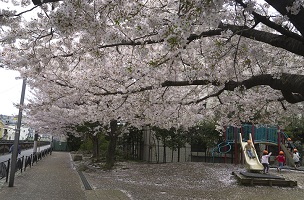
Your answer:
(9, 78), (26, 187)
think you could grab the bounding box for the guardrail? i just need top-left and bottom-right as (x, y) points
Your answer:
(0, 147), (52, 182)
(0, 140), (51, 155)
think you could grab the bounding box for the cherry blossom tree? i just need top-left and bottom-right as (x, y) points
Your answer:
(0, 0), (303, 135)
(74, 121), (104, 158)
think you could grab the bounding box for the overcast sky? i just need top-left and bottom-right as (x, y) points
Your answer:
(0, 68), (25, 116)
(0, 2), (33, 116)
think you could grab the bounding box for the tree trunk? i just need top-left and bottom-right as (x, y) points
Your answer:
(91, 134), (100, 158)
(163, 141), (167, 163)
(105, 119), (118, 169)
(157, 139), (160, 163)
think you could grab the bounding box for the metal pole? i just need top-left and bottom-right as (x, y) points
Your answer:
(33, 133), (38, 154)
(9, 78), (26, 187)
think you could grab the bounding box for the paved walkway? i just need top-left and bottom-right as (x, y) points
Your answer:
(0, 152), (130, 200)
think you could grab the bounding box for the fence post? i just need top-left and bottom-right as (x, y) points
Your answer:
(278, 127), (281, 152)
(6, 159), (10, 183)
(21, 156), (24, 173)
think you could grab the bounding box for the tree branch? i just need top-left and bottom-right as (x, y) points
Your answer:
(265, 0), (304, 36)
(218, 23), (304, 56)
(87, 73), (304, 104)
(226, 73), (304, 103)
(235, 0), (304, 42)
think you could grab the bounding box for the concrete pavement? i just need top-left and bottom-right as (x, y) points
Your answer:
(0, 151), (130, 200)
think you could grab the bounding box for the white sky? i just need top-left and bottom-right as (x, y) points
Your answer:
(0, 2), (35, 116)
(0, 68), (24, 116)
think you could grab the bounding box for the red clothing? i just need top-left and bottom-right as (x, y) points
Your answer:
(276, 155), (285, 163)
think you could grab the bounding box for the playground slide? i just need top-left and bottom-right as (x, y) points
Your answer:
(239, 133), (264, 171)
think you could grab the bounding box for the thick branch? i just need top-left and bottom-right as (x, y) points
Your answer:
(226, 73), (304, 103)
(265, 0), (304, 36)
(0, 6), (39, 18)
(218, 23), (304, 56)
(235, 0), (303, 42)
(54, 22), (304, 58)
(161, 80), (220, 87)
(86, 73), (304, 104)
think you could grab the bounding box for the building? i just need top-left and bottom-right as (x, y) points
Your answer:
(0, 120), (4, 139)
(0, 114), (35, 140)
(142, 126), (191, 163)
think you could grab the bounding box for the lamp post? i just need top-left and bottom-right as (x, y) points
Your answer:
(8, 77), (26, 187)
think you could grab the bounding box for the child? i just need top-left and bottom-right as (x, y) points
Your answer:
(275, 151), (285, 172)
(293, 148), (301, 168)
(244, 140), (255, 159)
(261, 150), (272, 174)
(286, 138), (294, 153)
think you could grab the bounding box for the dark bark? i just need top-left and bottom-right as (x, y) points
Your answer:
(218, 23), (304, 57)
(234, 0), (302, 40)
(163, 141), (167, 163)
(163, 73), (304, 104)
(105, 119), (118, 169)
(225, 73), (304, 103)
(157, 140), (160, 163)
(91, 134), (99, 158)
(32, 0), (61, 5)
(265, 0), (304, 36)
(89, 73), (304, 104)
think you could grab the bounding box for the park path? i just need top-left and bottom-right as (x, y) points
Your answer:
(0, 152), (86, 200)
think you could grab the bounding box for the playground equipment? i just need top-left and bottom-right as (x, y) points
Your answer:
(239, 133), (264, 171)
(211, 141), (232, 163)
(212, 124), (296, 166)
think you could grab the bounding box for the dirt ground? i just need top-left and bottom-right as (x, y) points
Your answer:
(78, 161), (304, 200)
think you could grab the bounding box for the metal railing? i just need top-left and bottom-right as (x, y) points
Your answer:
(0, 147), (52, 182)
(0, 140), (51, 155)
(0, 159), (10, 182)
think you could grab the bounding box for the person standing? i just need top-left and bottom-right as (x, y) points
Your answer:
(261, 150), (272, 174)
(275, 151), (285, 172)
(9, 144), (21, 158)
(293, 149), (301, 168)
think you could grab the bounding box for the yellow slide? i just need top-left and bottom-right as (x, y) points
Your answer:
(239, 133), (264, 171)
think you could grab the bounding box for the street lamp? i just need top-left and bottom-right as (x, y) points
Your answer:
(8, 78), (27, 187)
